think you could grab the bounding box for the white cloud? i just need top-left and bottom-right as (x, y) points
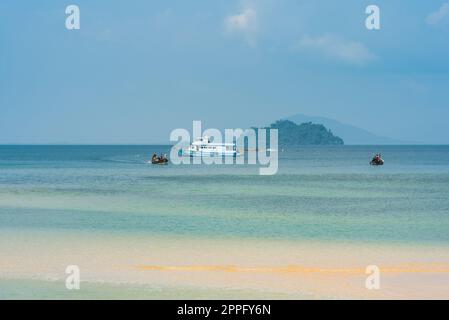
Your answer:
(426, 3), (449, 26)
(224, 6), (258, 46)
(296, 34), (377, 65)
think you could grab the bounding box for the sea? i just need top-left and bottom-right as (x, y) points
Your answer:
(1, 145), (449, 299)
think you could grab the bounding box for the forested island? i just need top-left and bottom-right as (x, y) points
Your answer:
(255, 120), (344, 147)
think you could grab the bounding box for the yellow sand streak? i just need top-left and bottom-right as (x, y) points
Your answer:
(136, 263), (449, 275)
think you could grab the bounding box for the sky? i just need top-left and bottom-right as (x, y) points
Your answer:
(1, 0), (449, 144)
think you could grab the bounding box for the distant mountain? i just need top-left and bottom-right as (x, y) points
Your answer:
(286, 114), (404, 145)
(255, 120), (344, 146)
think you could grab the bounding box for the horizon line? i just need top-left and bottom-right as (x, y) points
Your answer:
(1, 143), (449, 146)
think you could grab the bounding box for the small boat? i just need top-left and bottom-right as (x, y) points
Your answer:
(150, 154), (169, 165)
(370, 154), (384, 166)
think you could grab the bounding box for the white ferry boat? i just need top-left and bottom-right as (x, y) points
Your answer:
(183, 136), (238, 157)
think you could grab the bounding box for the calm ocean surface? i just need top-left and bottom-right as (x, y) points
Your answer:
(1, 145), (449, 245)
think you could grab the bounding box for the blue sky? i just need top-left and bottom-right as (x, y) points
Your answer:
(1, 0), (449, 144)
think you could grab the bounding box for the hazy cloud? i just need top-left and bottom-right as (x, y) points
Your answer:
(224, 5), (258, 46)
(426, 3), (449, 26)
(296, 34), (376, 65)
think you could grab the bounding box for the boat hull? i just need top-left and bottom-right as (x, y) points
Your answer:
(180, 150), (238, 157)
(370, 159), (384, 166)
(151, 159), (168, 165)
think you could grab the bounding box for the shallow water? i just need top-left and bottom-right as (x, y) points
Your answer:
(1, 145), (448, 244)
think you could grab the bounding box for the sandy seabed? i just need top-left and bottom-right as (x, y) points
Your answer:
(1, 229), (449, 299)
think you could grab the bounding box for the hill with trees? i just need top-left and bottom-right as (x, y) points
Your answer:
(256, 120), (344, 147)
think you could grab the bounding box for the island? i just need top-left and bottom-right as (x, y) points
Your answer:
(252, 120), (344, 147)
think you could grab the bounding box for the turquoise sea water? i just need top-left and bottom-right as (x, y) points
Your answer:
(1, 145), (449, 245)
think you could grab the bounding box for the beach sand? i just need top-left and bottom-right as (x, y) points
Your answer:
(1, 229), (449, 299)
